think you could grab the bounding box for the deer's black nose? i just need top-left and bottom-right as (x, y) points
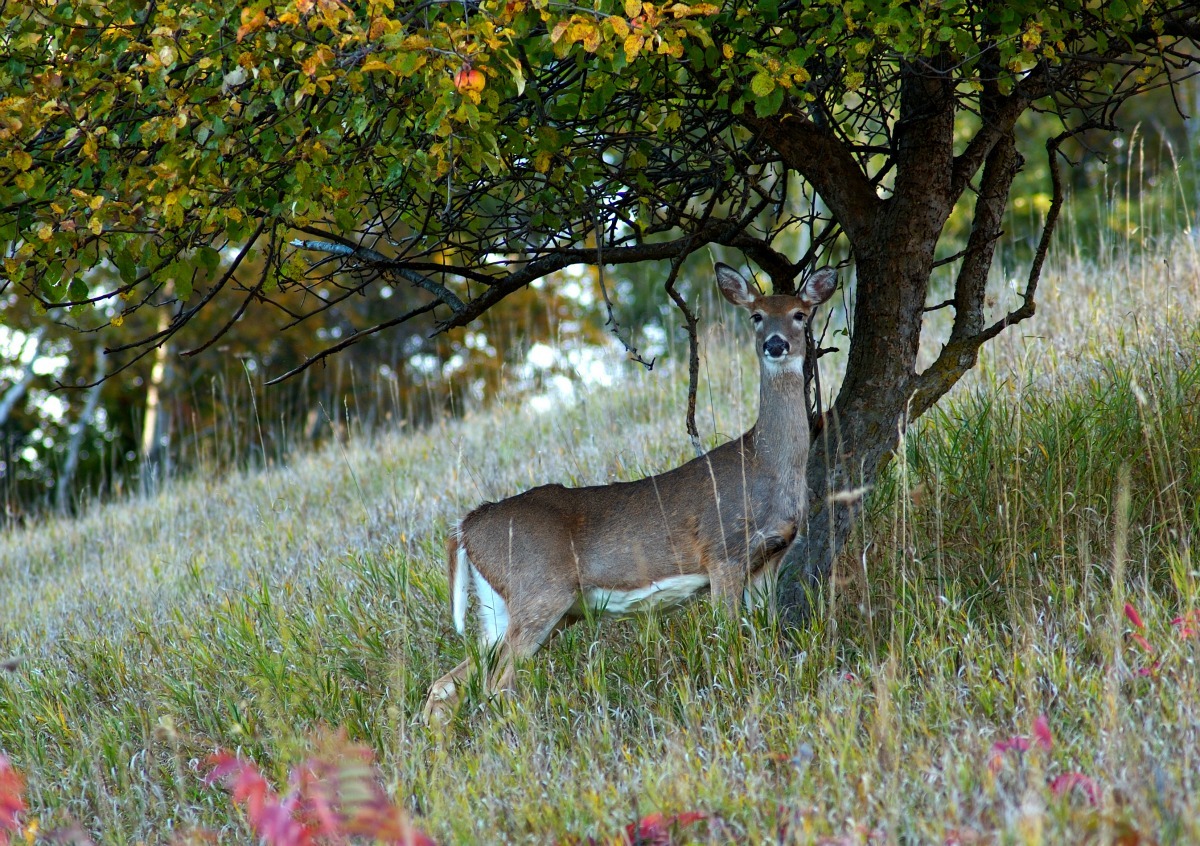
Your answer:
(763, 336), (789, 358)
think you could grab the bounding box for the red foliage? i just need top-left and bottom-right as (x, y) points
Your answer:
(0, 755), (25, 846)
(1128, 632), (1154, 655)
(1124, 602), (1145, 630)
(623, 812), (707, 845)
(988, 714), (1053, 772)
(987, 736), (1030, 773)
(207, 737), (436, 846)
(1032, 714), (1053, 752)
(1171, 611), (1200, 638)
(1049, 772), (1100, 806)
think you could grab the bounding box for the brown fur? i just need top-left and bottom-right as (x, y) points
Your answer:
(423, 263), (838, 721)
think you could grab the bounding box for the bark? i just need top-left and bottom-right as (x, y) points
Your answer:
(773, 58), (970, 627)
(57, 343), (107, 515)
(0, 327), (45, 427)
(141, 300), (172, 488)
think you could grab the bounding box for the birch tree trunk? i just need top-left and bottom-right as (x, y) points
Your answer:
(57, 343), (108, 515)
(0, 326), (46, 428)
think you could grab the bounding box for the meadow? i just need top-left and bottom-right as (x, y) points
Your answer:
(1, 231), (1200, 844)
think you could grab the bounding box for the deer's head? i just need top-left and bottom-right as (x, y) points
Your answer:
(716, 263), (838, 375)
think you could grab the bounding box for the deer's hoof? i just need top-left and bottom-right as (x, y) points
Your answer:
(422, 680), (459, 724)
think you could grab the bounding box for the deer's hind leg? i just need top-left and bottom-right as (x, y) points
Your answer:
(485, 588), (580, 696)
(423, 553), (512, 722)
(424, 658), (474, 722)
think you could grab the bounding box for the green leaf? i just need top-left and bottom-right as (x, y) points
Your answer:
(113, 246), (138, 284)
(750, 72), (776, 99)
(196, 246), (221, 274)
(753, 85), (785, 118)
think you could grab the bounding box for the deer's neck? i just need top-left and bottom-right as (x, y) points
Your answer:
(750, 367), (810, 474)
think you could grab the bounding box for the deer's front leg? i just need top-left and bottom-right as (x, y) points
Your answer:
(709, 562), (752, 617)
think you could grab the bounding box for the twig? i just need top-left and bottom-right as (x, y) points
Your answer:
(591, 202), (654, 369)
(265, 301), (439, 384)
(664, 252), (702, 457)
(973, 126), (1077, 344)
(290, 239), (467, 314)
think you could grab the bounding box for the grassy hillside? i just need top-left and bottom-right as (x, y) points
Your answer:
(2, 237), (1200, 843)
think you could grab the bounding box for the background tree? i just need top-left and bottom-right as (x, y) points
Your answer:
(5, 0), (1200, 621)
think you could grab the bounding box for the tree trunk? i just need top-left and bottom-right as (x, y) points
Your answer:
(776, 59), (960, 627)
(0, 326), (45, 427)
(56, 343), (107, 515)
(140, 304), (172, 489)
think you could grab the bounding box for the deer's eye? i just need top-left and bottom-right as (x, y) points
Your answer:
(792, 312), (806, 324)
(750, 313), (763, 325)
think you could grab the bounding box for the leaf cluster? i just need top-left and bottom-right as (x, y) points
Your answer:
(2, 0), (1198, 376)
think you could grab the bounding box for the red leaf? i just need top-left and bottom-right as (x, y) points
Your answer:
(207, 741), (438, 846)
(1129, 633), (1154, 654)
(1033, 715), (1053, 751)
(1049, 771), (1099, 805)
(625, 811), (707, 845)
(1171, 611), (1199, 638)
(988, 737), (1030, 773)
(0, 755), (26, 835)
(1124, 602), (1145, 630)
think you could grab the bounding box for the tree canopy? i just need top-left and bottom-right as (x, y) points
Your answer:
(5, 0), (1200, 615)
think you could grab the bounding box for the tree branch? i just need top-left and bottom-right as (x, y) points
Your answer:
(265, 301), (440, 385)
(741, 110), (881, 245)
(909, 127), (1071, 417)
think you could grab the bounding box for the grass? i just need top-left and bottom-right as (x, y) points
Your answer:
(2, 233), (1200, 843)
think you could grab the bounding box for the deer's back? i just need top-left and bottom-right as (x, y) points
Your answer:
(460, 436), (798, 596)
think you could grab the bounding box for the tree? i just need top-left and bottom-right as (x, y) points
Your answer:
(4, 0), (1200, 622)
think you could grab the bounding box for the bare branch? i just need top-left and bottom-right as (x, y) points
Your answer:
(265, 301), (440, 385)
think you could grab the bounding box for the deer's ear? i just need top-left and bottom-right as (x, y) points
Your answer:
(715, 263), (757, 309)
(799, 268), (838, 309)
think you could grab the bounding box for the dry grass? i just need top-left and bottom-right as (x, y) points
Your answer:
(2, 233), (1200, 843)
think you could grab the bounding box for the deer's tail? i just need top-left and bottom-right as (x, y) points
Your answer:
(448, 527), (470, 636)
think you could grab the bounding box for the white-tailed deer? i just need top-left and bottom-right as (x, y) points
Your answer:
(424, 263), (837, 720)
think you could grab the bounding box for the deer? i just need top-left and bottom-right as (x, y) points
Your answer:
(423, 262), (838, 721)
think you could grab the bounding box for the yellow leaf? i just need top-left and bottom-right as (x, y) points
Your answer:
(569, 21), (599, 52)
(361, 58), (390, 72)
(82, 133), (98, 162)
(550, 19), (569, 43)
(566, 20), (591, 43)
(226, 207), (244, 223)
(111, 313), (124, 327)
(88, 215), (103, 235)
(624, 33), (644, 62)
(10, 149), (32, 171)
(722, 43), (733, 59)
(36, 224), (53, 241)
(750, 71), (775, 98)
(610, 16), (629, 38)
(236, 8), (266, 42)
(534, 150), (552, 172)
(624, 0), (640, 17)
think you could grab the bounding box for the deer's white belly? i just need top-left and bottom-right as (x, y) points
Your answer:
(580, 574), (710, 616)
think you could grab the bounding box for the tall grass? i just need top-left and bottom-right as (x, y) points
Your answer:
(2, 231), (1200, 842)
